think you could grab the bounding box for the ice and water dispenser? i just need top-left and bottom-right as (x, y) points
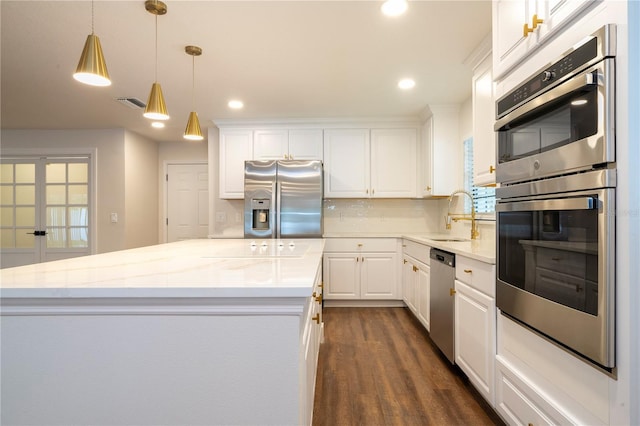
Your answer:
(250, 198), (271, 231)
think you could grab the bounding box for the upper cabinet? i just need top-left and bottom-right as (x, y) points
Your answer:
(493, 0), (597, 78)
(323, 129), (370, 198)
(323, 128), (418, 198)
(219, 129), (253, 199)
(420, 105), (461, 197)
(472, 53), (496, 187)
(253, 129), (323, 161)
(370, 129), (417, 198)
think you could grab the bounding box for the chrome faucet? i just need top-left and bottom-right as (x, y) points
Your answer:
(445, 190), (479, 240)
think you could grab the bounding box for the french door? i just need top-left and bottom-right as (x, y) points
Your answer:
(0, 156), (92, 268)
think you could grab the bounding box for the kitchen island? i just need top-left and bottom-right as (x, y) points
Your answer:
(0, 238), (325, 426)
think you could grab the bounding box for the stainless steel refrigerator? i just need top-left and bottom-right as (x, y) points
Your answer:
(244, 160), (323, 238)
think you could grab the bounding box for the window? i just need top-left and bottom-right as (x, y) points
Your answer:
(463, 138), (495, 214)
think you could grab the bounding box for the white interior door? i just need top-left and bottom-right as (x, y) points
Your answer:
(1, 157), (92, 268)
(167, 163), (209, 242)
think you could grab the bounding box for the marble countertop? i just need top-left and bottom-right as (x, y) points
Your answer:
(0, 239), (325, 299)
(323, 232), (496, 264)
(402, 234), (496, 264)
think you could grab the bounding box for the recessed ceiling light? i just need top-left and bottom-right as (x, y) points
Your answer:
(228, 100), (244, 109)
(381, 0), (408, 17)
(151, 122), (165, 128)
(398, 78), (416, 90)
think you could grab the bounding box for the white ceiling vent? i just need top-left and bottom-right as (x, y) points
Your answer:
(115, 97), (146, 109)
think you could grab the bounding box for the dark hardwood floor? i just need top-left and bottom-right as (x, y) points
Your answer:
(312, 307), (504, 426)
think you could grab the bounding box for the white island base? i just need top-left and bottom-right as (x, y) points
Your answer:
(1, 239), (325, 426)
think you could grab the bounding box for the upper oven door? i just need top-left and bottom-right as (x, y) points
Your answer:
(495, 58), (615, 184)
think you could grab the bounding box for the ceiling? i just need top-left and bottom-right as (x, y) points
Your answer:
(0, 1), (491, 143)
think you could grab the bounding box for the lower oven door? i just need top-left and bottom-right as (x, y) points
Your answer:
(496, 187), (615, 370)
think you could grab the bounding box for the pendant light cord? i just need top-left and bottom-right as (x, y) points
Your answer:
(192, 55), (196, 109)
(154, 14), (158, 83)
(91, 0), (95, 34)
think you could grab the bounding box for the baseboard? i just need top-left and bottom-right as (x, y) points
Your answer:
(323, 300), (406, 308)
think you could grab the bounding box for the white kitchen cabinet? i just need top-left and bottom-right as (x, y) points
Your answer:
(495, 358), (574, 426)
(323, 238), (398, 301)
(219, 129), (253, 199)
(455, 255), (496, 406)
(370, 129), (417, 198)
(492, 0), (597, 78)
(472, 53), (496, 187)
(323, 129), (370, 198)
(402, 255), (418, 313)
(302, 268), (324, 426)
(324, 128), (418, 198)
(253, 129), (323, 161)
(420, 105), (462, 197)
(402, 239), (431, 331)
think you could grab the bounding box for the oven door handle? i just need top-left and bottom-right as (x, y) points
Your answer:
(497, 197), (596, 212)
(495, 70), (598, 130)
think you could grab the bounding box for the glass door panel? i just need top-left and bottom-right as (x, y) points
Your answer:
(0, 157), (91, 268)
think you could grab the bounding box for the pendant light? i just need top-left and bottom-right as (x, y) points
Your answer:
(143, 0), (169, 120)
(73, 0), (111, 86)
(184, 45), (203, 141)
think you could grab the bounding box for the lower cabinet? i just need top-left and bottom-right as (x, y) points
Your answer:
(323, 238), (399, 301)
(495, 358), (574, 426)
(402, 254), (430, 331)
(455, 279), (495, 405)
(301, 268), (323, 426)
(401, 239), (431, 330)
(454, 255), (496, 407)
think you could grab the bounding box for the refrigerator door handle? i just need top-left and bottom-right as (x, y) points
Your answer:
(274, 181), (280, 238)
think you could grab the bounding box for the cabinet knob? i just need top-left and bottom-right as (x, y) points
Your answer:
(315, 294), (323, 303)
(426, 186), (431, 191)
(464, 269), (473, 274)
(312, 313), (321, 324)
(489, 165), (495, 173)
(403, 259), (408, 264)
(413, 265), (418, 272)
(318, 282), (324, 288)
(532, 14), (544, 29)
(450, 288), (456, 296)
(358, 243), (363, 247)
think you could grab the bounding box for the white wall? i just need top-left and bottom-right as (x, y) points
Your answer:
(459, 96), (473, 142)
(124, 131), (159, 249)
(1, 129), (127, 253)
(0, 129), (164, 253)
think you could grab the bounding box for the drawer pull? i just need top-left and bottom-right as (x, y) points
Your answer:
(464, 269), (473, 274)
(318, 282), (324, 288)
(312, 313), (321, 324)
(413, 265), (418, 272)
(357, 243), (363, 247)
(315, 294), (323, 303)
(403, 259), (408, 264)
(450, 288), (456, 296)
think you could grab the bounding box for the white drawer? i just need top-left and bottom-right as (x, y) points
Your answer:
(323, 238), (397, 252)
(496, 358), (574, 426)
(402, 239), (430, 265)
(455, 256), (495, 297)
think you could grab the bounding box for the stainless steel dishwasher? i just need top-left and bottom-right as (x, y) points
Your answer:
(430, 248), (456, 364)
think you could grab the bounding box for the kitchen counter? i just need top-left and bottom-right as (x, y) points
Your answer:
(322, 232), (496, 264)
(0, 238), (324, 426)
(403, 234), (496, 264)
(0, 238), (325, 299)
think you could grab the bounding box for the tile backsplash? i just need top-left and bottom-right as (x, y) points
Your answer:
(212, 197), (495, 241)
(323, 198), (445, 234)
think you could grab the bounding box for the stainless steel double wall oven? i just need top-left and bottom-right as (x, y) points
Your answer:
(495, 25), (617, 372)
